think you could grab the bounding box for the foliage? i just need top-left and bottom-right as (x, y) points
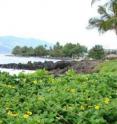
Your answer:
(0, 69), (117, 123)
(89, 0), (117, 35)
(12, 42), (87, 58)
(49, 42), (64, 57)
(62, 43), (87, 58)
(88, 45), (105, 59)
(12, 45), (47, 56)
(97, 59), (117, 74)
(34, 46), (48, 56)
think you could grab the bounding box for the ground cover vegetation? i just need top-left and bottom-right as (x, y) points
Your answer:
(96, 60), (117, 74)
(0, 60), (117, 123)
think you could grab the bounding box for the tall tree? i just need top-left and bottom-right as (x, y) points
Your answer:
(12, 46), (21, 55)
(49, 42), (64, 57)
(34, 45), (47, 56)
(88, 45), (105, 59)
(89, 0), (117, 34)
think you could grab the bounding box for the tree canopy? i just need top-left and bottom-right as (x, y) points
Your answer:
(89, 0), (117, 35)
(88, 45), (105, 59)
(12, 42), (87, 58)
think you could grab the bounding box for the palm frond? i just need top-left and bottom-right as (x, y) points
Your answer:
(89, 0), (117, 35)
(88, 16), (117, 33)
(88, 18), (103, 29)
(96, 20), (112, 33)
(98, 6), (111, 19)
(91, 0), (100, 5)
(111, 0), (117, 16)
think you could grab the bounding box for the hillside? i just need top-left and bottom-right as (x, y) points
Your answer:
(0, 36), (52, 53)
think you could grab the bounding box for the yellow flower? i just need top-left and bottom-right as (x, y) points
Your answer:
(7, 111), (12, 115)
(33, 80), (37, 84)
(23, 111), (32, 119)
(37, 96), (45, 101)
(95, 105), (100, 110)
(80, 105), (85, 110)
(104, 98), (110, 104)
(70, 88), (76, 93)
(7, 111), (18, 117)
(23, 114), (29, 119)
(26, 111), (32, 116)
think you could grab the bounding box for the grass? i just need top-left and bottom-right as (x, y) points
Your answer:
(96, 59), (117, 74)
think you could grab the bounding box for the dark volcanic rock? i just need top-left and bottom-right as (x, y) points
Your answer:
(43, 61), (54, 70)
(0, 61), (72, 70)
(0, 60), (101, 75)
(71, 60), (100, 73)
(54, 61), (71, 69)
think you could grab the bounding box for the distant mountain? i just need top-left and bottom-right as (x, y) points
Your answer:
(0, 36), (53, 53)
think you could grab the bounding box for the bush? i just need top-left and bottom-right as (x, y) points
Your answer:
(88, 45), (105, 60)
(0, 69), (117, 123)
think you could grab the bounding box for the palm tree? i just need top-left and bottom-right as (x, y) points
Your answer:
(91, 0), (109, 5)
(89, 0), (117, 35)
(91, 0), (100, 5)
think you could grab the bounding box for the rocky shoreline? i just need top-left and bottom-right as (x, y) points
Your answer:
(0, 60), (101, 75)
(0, 61), (71, 70)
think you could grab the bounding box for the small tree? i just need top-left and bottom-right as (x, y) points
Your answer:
(49, 42), (64, 57)
(88, 45), (105, 59)
(34, 45), (47, 56)
(62, 43), (87, 58)
(12, 46), (21, 55)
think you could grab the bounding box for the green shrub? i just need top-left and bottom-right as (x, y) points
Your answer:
(0, 70), (117, 123)
(88, 45), (105, 60)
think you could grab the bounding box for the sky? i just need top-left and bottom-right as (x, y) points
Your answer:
(0, 0), (117, 49)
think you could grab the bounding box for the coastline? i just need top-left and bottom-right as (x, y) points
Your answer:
(0, 60), (101, 76)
